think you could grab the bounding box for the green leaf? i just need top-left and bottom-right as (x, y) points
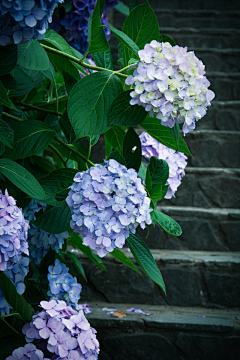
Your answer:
(122, 1), (160, 65)
(150, 182), (162, 202)
(115, 1), (129, 15)
(123, 127), (141, 171)
(104, 125), (125, 153)
(59, 111), (76, 144)
(108, 90), (146, 127)
(93, 47), (114, 70)
(33, 206), (71, 234)
(0, 272), (32, 322)
(9, 67), (34, 97)
(4, 120), (55, 160)
(0, 80), (16, 109)
(0, 44), (17, 76)
(170, 122), (180, 150)
(39, 248), (56, 276)
(126, 232), (166, 293)
(21, 68), (45, 89)
(138, 161), (147, 182)
(108, 150), (127, 166)
(30, 155), (56, 174)
(63, 71), (78, 95)
(145, 167), (152, 193)
(66, 251), (87, 282)
(88, 0), (109, 54)
(151, 209), (182, 236)
(110, 248), (142, 275)
(0, 73), (17, 90)
(105, 25), (139, 61)
(0, 118), (14, 148)
(17, 40), (49, 71)
(24, 280), (42, 306)
(0, 158), (45, 200)
(148, 156), (169, 186)
(70, 232), (106, 270)
(141, 115), (192, 156)
(0, 334), (25, 360)
(68, 71), (122, 139)
(159, 34), (176, 46)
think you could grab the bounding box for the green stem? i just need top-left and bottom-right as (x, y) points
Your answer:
(2, 111), (24, 122)
(116, 64), (136, 74)
(48, 144), (67, 167)
(15, 102), (63, 116)
(40, 44), (127, 78)
(54, 136), (95, 167)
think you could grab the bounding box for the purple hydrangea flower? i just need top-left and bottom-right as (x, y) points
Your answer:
(22, 300), (99, 359)
(140, 132), (187, 199)
(24, 200), (68, 264)
(0, 189), (29, 272)
(6, 343), (48, 360)
(0, 254), (29, 315)
(126, 41), (215, 135)
(66, 160), (152, 258)
(47, 259), (82, 310)
(0, 0), (63, 45)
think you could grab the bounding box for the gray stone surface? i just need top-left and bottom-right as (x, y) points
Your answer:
(193, 50), (240, 73)
(208, 74), (240, 101)
(67, 250), (240, 308)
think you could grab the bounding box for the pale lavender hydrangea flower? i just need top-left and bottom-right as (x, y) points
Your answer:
(6, 343), (49, 360)
(140, 132), (187, 199)
(0, 189), (29, 271)
(22, 300), (99, 359)
(66, 160), (152, 258)
(126, 41), (215, 135)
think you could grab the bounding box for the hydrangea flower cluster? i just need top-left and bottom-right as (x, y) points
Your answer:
(0, 0), (63, 45)
(126, 41), (215, 135)
(52, 0), (119, 53)
(0, 189), (29, 272)
(24, 200), (68, 264)
(66, 159), (152, 258)
(6, 343), (48, 360)
(47, 259), (82, 310)
(0, 254), (29, 315)
(22, 300), (99, 359)
(140, 132), (187, 199)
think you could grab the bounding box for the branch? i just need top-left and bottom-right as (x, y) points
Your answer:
(2, 112), (24, 122)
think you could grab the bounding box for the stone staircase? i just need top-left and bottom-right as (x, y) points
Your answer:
(70, 1), (240, 358)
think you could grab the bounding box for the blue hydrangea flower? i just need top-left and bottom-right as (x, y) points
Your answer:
(47, 259), (82, 310)
(0, 189), (29, 272)
(22, 300), (99, 359)
(24, 200), (68, 264)
(0, 0), (63, 45)
(140, 131), (188, 199)
(126, 41), (215, 135)
(66, 160), (152, 258)
(0, 254), (29, 315)
(6, 343), (48, 360)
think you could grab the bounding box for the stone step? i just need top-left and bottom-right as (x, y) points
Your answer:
(160, 167), (240, 209)
(207, 72), (240, 101)
(86, 302), (240, 360)
(185, 130), (240, 168)
(197, 101), (240, 130)
(193, 48), (240, 72)
(161, 27), (240, 49)
(137, 206), (240, 251)
(70, 249), (240, 308)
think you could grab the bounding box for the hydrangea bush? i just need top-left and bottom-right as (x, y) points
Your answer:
(0, 0), (214, 358)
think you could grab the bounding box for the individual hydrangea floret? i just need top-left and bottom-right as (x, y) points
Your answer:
(140, 132), (187, 199)
(24, 200), (68, 264)
(126, 41), (215, 135)
(0, 189), (29, 272)
(0, 0), (63, 45)
(22, 300), (99, 359)
(66, 160), (152, 258)
(0, 254), (29, 315)
(47, 259), (82, 310)
(6, 343), (49, 360)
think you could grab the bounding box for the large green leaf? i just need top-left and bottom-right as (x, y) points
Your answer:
(0, 44), (17, 76)
(108, 90), (146, 127)
(123, 127), (141, 171)
(0, 158), (45, 200)
(126, 232), (166, 293)
(0, 272), (32, 322)
(4, 120), (55, 160)
(9, 67), (34, 97)
(66, 251), (87, 282)
(110, 248), (142, 275)
(0, 73), (17, 90)
(122, 1), (160, 65)
(151, 209), (182, 236)
(108, 150), (127, 167)
(0, 118), (14, 148)
(59, 111), (76, 144)
(104, 125), (125, 153)
(0, 80), (16, 109)
(141, 115), (191, 156)
(159, 34), (176, 46)
(18, 40), (49, 71)
(88, 0), (109, 54)
(68, 71), (122, 139)
(105, 26), (139, 60)
(33, 206), (71, 234)
(93, 47), (114, 70)
(148, 156), (169, 186)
